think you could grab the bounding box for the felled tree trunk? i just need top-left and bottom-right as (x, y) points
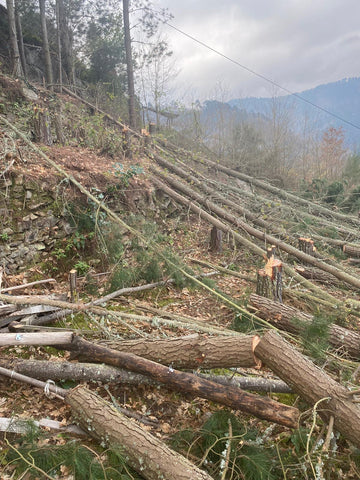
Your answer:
(250, 293), (360, 359)
(97, 334), (261, 369)
(0, 358), (153, 385)
(295, 265), (339, 285)
(343, 244), (360, 258)
(66, 385), (212, 480)
(255, 330), (360, 449)
(61, 336), (299, 428)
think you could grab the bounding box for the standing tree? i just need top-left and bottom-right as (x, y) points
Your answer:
(6, 0), (23, 77)
(122, 0), (136, 129)
(14, 0), (27, 78)
(39, 0), (53, 89)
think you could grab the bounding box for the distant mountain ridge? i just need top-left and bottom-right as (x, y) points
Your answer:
(228, 77), (360, 147)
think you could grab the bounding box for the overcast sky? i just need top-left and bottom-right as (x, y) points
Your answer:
(155, 0), (360, 101)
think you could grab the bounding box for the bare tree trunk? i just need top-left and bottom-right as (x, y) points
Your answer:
(14, 0), (27, 78)
(66, 385), (213, 480)
(255, 330), (360, 449)
(55, 0), (63, 92)
(62, 336), (299, 428)
(58, 0), (74, 85)
(123, 0), (136, 129)
(250, 293), (360, 359)
(6, 0), (22, 77)
(97, 334), (261, 370)
(39, 0), (53, 90)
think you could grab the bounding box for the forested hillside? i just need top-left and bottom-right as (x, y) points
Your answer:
(2, 2), (360, 480)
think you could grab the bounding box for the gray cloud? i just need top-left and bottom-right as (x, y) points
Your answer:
(156, 0), (360, 100)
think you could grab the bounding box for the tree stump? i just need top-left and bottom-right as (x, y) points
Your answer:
(209, 226), (222, 252)
(32, 107), (53, 145)
(298, 237), (316, 263)
(149, 122), (156, 135)
(256, 250), (282, 302)
(122, 127), (132, 159)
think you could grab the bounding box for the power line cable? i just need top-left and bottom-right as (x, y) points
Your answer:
(165, 22), (360, 132)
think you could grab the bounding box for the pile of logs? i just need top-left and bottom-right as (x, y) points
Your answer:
(2, 288), (360, 479)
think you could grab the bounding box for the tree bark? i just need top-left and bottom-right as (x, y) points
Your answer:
(97, 334), (261, 370)
(123, 0), (136, 129)
(250, 293), (360, 359)
(210, 226), (223, 252)
(0, 358), (155, 385)
(0, 357), (292, 393)
(199, 373), (292, 393)
(61, 336), (299, 428)
(0, 331), (73, 346)
(66, 385), (213, 480)
(343, 244), (360, 258)
(39, 0), (53, 90)
(254, 330), (360, 448)
(295, 265), (339, 285)
(55, 0), (62, 92)
(6, 0), (23, 77)
(14, 0), (27, 78)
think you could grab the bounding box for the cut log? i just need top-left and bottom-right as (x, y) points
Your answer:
(199, 373), (292, 393)
(61, 336), (299, 428)
(97, 334), (261, 370)
(0, 278), (56, 293)
(295, 265), (339, 285)
(0, 331), (73, 346)
(254, 330), (360, 448)
(250, 293), (360, 359)
(66, 385), (213, 480)
(0, 358), (155, 385)
(343, 244), (360, 258)
(0, 357), (292, 393)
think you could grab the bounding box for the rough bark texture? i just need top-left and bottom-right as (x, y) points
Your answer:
(14, 0), (27, 78)
(62, 336), (299, 428)
(210, 226), (223, 252)
(123, 0), (136, 129)
(39, 0), (53, 89)
(250, 293), (360, 359)
(255, 330), (360, 448)
(66, 385), (212, 480)
(199, 373), (292, 393)
(6, 0), (22, 76)
(295, 266), (339, 285)
(0, 358), (154, 385)
(98, 334), (261, 369)
(343, 244), (360, 258)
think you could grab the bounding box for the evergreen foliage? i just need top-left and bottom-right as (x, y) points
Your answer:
(3, 427), (140, 479)
(171, 411), (275, 479)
